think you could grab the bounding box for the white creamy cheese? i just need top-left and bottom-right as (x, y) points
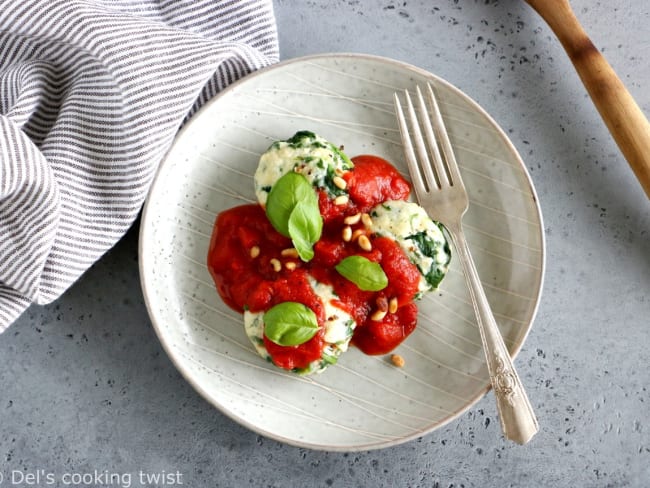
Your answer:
(243, 277), (356, 375)
(254, 131), (353, 206)
(243, 312), (272, 363)
(369, 200), (451, 295)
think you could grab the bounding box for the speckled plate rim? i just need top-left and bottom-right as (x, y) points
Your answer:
(139, 52), (546, 451)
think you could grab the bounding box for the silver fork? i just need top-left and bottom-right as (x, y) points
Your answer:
(394, 84), (539, 444)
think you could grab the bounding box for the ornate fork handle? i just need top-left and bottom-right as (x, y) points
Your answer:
(446, 220), (539, 444)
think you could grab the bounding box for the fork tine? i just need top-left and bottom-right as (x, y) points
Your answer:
(403, 90), (438, 191)
(394, 92), (428, 200)
(425, 83), (465, 190)
(415, 85), (450, 188)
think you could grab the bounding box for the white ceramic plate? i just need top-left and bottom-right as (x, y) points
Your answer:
(139, 53), (545, 451)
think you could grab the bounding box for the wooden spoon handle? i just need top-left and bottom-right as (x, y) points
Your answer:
(525, 0), (650, 198)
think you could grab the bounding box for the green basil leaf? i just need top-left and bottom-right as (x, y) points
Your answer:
(265, 172), (316, 237)
(335, 255), (388, 291)
(266, 171), (322, 261)
(288, 201), (322, 261)
(263, 302), (320, 346)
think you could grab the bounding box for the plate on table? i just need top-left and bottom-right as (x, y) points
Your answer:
(139, 53), (545, 451)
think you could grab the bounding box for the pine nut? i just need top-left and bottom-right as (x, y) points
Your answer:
(250, 246), (260, 258)
(342, 226), (352, 242)
(391, 354), (405, 368)
(358, 235), (372, 252)
(361, 213), (373, 228)
(285, 261), (297, 271)
(376, 296), (388, 312)
(334, 195), (349, 206)
(333, 176), (347, 190)
(389, 297), (399, 314)
(281, 248), (299, 258)
(351, 229), (365, 241)
(370, 309), (387, 321)
(343, 213), (361, 225)
(270, 258), (281, 272)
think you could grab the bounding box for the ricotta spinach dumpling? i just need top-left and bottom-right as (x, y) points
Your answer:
(243, 278), (356, 375)
(254, 131), (354, 206)
(369, 200), (451, 296)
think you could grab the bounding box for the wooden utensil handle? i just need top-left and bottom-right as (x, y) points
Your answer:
(526, 0), (650, 198)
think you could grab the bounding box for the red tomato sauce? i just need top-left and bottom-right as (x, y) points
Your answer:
(207, 155), (420, 370)
(344, 154), (410, 211)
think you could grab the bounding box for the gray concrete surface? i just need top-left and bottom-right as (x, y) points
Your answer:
(2, 1), (649, 486)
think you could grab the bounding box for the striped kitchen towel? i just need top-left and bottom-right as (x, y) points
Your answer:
(0, 0), (279, 331)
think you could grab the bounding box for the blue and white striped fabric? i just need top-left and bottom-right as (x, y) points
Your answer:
(0, 0), (279, 331)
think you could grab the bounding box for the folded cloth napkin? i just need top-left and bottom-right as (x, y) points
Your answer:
(0, 0), (279, 331)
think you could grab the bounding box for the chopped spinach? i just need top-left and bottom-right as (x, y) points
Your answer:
(406, 229), (451, 289)
(285, 130), (317, 146)
(422, 266), (447, 289)
(405, 231), (437, 257)
(315, 164), (347, 196)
